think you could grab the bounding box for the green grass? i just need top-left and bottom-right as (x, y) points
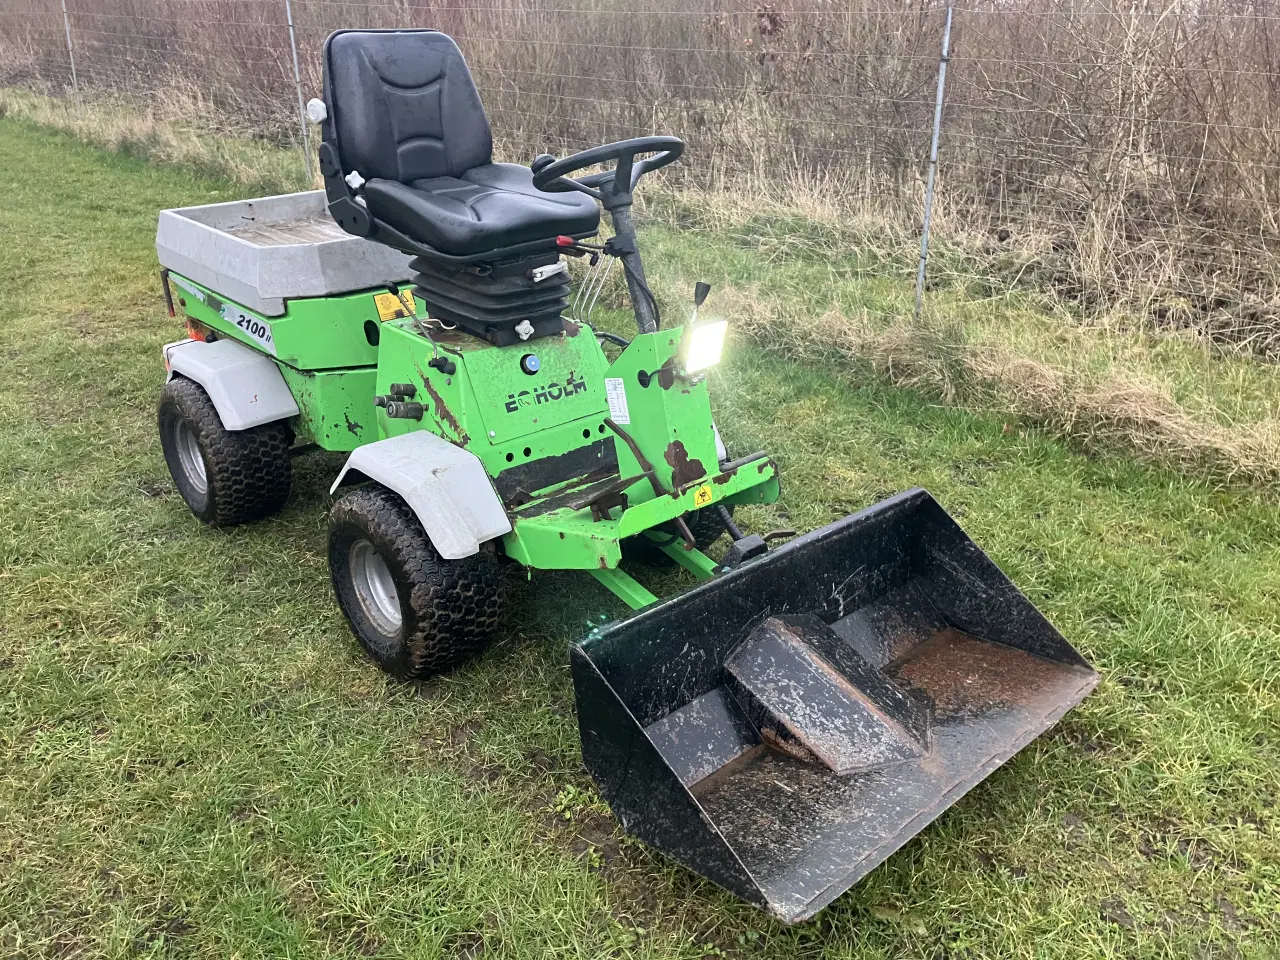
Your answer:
(0, 117), (1278, 959)
(0, 87), (312, 198)
(628, 216), (1280, 485)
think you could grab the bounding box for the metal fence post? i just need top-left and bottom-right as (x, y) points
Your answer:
(284, 0), (315, 183)
(58, 0), (82, 115)
(914, 6), (953, 321)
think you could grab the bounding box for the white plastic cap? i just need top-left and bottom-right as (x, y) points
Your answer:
(306, 98), (328, 123)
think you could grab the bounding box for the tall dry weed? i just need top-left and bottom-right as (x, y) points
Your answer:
(719, 283), (1280, 486)
(2, 0), (1278, 346)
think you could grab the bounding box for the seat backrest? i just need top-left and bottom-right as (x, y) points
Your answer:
(323, 30), (492, 184)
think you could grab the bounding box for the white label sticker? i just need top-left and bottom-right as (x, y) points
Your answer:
(222, 305), (276, 355)
(604, 377), (630, 425)
(169, 275), (205, 302)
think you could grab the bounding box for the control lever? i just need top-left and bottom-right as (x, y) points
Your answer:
(691, 281), (711, 324)
(382, 280), (418, 319)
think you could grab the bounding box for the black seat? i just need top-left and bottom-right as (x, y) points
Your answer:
(321, 30), (599, 259)
(366, 163), (598, 257)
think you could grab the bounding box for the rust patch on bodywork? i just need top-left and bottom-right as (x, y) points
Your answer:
(343, 412), (362, 436)
(563, 318), (581, 337)
(501, 443), (619, 515)
(414, 364), (469, 445)
(664, 440), (706, 488)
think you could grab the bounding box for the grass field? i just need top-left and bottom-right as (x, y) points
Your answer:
(0, 118), (1277, 959)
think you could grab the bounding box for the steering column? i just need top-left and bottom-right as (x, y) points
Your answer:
(532, 137), (684, 335)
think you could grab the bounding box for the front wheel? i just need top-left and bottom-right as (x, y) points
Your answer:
(328, 485), (503, 680)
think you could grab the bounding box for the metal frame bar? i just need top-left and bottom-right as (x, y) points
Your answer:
(656, 542), (719, 580)
(283, 0), (314, 183)
(590, 567), (660, 610)
(914, 7), (953, 321)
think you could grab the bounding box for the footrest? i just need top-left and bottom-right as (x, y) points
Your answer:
(725, 614), (931, 775)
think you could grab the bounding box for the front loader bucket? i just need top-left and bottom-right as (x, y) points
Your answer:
(570, 488), (1098, 923)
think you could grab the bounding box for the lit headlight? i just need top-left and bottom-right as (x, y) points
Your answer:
(682, 319), (728, 373)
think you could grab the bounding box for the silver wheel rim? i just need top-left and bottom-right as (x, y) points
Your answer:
(349, 539), (402, 636)
(172, 418), (207, 495)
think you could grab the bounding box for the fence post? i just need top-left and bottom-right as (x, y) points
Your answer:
(58, 0), (82, 115)
(914, 6), (953, 321)
(284, 0), (315, 183)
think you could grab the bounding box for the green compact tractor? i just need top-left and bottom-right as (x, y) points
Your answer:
(155, 29), (1098, 923)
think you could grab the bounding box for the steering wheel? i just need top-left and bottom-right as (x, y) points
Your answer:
(532, 136), (684, 200)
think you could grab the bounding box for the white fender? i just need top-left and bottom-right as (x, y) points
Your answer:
(163, 338), (299, 430)
(330, 431), (512, 560)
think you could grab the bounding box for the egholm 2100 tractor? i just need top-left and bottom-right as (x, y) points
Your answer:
(153, 29), (1098, 923)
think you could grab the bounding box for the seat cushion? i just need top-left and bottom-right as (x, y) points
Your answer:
(364, 163), (600, 257)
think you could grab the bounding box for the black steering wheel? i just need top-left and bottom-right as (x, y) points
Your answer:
(532, 136), (684, 200)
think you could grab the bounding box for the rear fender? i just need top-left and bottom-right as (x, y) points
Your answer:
(330, 431), (512, 560)
(162, 338), (299, 430)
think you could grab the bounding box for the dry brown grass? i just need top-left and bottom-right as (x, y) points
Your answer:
(0, 86), (307, 191)
(718, 283), (1280, 486)
(3, 0), (1279, 345)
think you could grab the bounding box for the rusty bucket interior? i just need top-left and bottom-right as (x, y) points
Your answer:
(571, 488), (1099, 923)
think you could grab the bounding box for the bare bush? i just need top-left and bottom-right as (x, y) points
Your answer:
(2, 0), (1277, 344)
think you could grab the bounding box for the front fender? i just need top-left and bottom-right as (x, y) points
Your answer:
(330, 431), (512, 560)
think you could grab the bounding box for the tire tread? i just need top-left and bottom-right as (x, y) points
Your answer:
(159, 376), (292, 526)
(329, 486), (502, 679)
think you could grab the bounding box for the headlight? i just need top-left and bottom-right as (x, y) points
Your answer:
(682, 319), (728, 373)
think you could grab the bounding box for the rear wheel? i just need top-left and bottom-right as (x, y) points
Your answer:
(328, 485), (503, 679)
(158, 377), (292, 526)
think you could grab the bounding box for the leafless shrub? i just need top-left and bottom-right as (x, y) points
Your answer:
(2, 0), (1277, 348)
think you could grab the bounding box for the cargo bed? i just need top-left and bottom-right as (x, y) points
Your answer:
(156, 191), (413, 316)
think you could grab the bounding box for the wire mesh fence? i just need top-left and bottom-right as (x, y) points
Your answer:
(3, 0), (1278, 350)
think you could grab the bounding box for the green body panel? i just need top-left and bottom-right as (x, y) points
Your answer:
(277, 366), (378, 451)
(170, 272), (384, 370)
(504, 510), (624, 570)
(372, 320), (612, 480)
(167, 276), (780, 571)
(614, 457), (778, 537)
(503, 452), (778, 569)
(374, 322), (472, 446)
(603, 329), (719, 493)
(466, 332), (604, 445)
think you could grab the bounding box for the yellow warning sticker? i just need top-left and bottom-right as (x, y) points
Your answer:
(373, 290), (416, 322)
(693, 483), (713, 508)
